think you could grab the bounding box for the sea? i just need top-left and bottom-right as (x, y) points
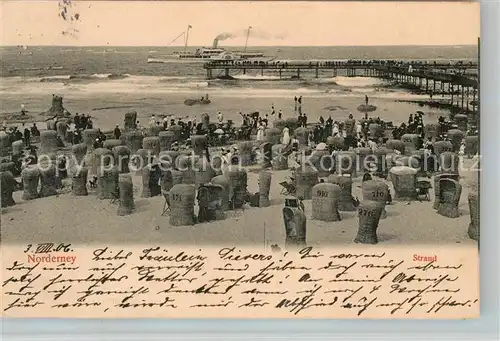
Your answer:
(0, 45), (478, 129)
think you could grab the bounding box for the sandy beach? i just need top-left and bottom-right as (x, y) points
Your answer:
(1, 154), (479, 247)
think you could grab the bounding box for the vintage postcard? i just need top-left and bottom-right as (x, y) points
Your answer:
(0, 1), (480, 318)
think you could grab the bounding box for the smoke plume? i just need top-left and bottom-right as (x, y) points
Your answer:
(213, 27), (287, 42)
(214, 32), (237, 41)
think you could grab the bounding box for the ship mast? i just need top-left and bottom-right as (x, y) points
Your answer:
(184, 25), (192, 53)
(244, 26), (252, 52)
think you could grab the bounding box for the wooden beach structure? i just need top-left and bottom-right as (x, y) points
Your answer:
(203, 59), (478, 114)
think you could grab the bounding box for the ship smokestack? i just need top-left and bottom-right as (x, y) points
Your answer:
(212, 38), (219, 48)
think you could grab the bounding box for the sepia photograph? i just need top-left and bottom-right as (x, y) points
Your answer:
(0, 0), (484, 320)
(0, 1), (481, 248)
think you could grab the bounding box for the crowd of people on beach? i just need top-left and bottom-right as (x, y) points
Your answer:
(2, 89), (476, 183)
(1, 122), (40, 148)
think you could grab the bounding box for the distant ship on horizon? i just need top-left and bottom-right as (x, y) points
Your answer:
(147, 25), (270, 63)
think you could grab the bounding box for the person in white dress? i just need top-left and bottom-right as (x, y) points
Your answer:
(281, 127), (291, 145)
(149, 115), (156, 127)
(356, 121), (362, 139)
(367, 138), (377, 151)
(332, 123), (339, 136)
(220, 148), (230, 172)
(256, 124), (265, 142)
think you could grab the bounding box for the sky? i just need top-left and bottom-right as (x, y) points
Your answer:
(0, 1), (480, 47)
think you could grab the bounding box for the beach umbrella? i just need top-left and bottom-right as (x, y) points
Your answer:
(316, 142), (327, 151)
(215, 128), (224, 135)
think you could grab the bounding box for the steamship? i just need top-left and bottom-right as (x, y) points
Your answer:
(147, 25), (267, 63)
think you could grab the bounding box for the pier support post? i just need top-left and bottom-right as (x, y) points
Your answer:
(315, 67), (319, 78)
(225, 68), (229, 77)
(261, 68), (264, 76)
(297, 69), (300, 78)
(425, 78), (429, 92)
(243, 68), (246, 75)
(279, 69), (282, 79)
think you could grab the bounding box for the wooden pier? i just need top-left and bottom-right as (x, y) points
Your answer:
(203, 59), (479, 113)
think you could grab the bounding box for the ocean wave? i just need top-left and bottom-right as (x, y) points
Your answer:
(39, 73), (129, 83)
(158, 76), (205, 82)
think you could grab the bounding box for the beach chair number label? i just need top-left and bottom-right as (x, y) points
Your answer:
(316, 190), (328, 198)
(171, 193), (182, 202)
(371, 189), (385, 198)
(359, 208), (375, 217)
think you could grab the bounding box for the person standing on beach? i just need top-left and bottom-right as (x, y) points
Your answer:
(365, 95), (369, 105)
(298, 96), (302, 115)
(74, 113), (80, 129)
(262, 114), (269, 127)
(256, 124), (265, 142)
(217, 111), (224, 123)
(271, 104), (275, 116)
(281, 127), (291, 145)
(356, 120), (363, 139)
(294, 96), (297, 111)
(86, 115), (93, 129)
(332, 123), (339, 137)
(114, 125), (121, 139)
(23, 126), (30, 146)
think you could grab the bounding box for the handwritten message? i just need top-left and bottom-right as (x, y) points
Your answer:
(1, 244), (479, 318)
